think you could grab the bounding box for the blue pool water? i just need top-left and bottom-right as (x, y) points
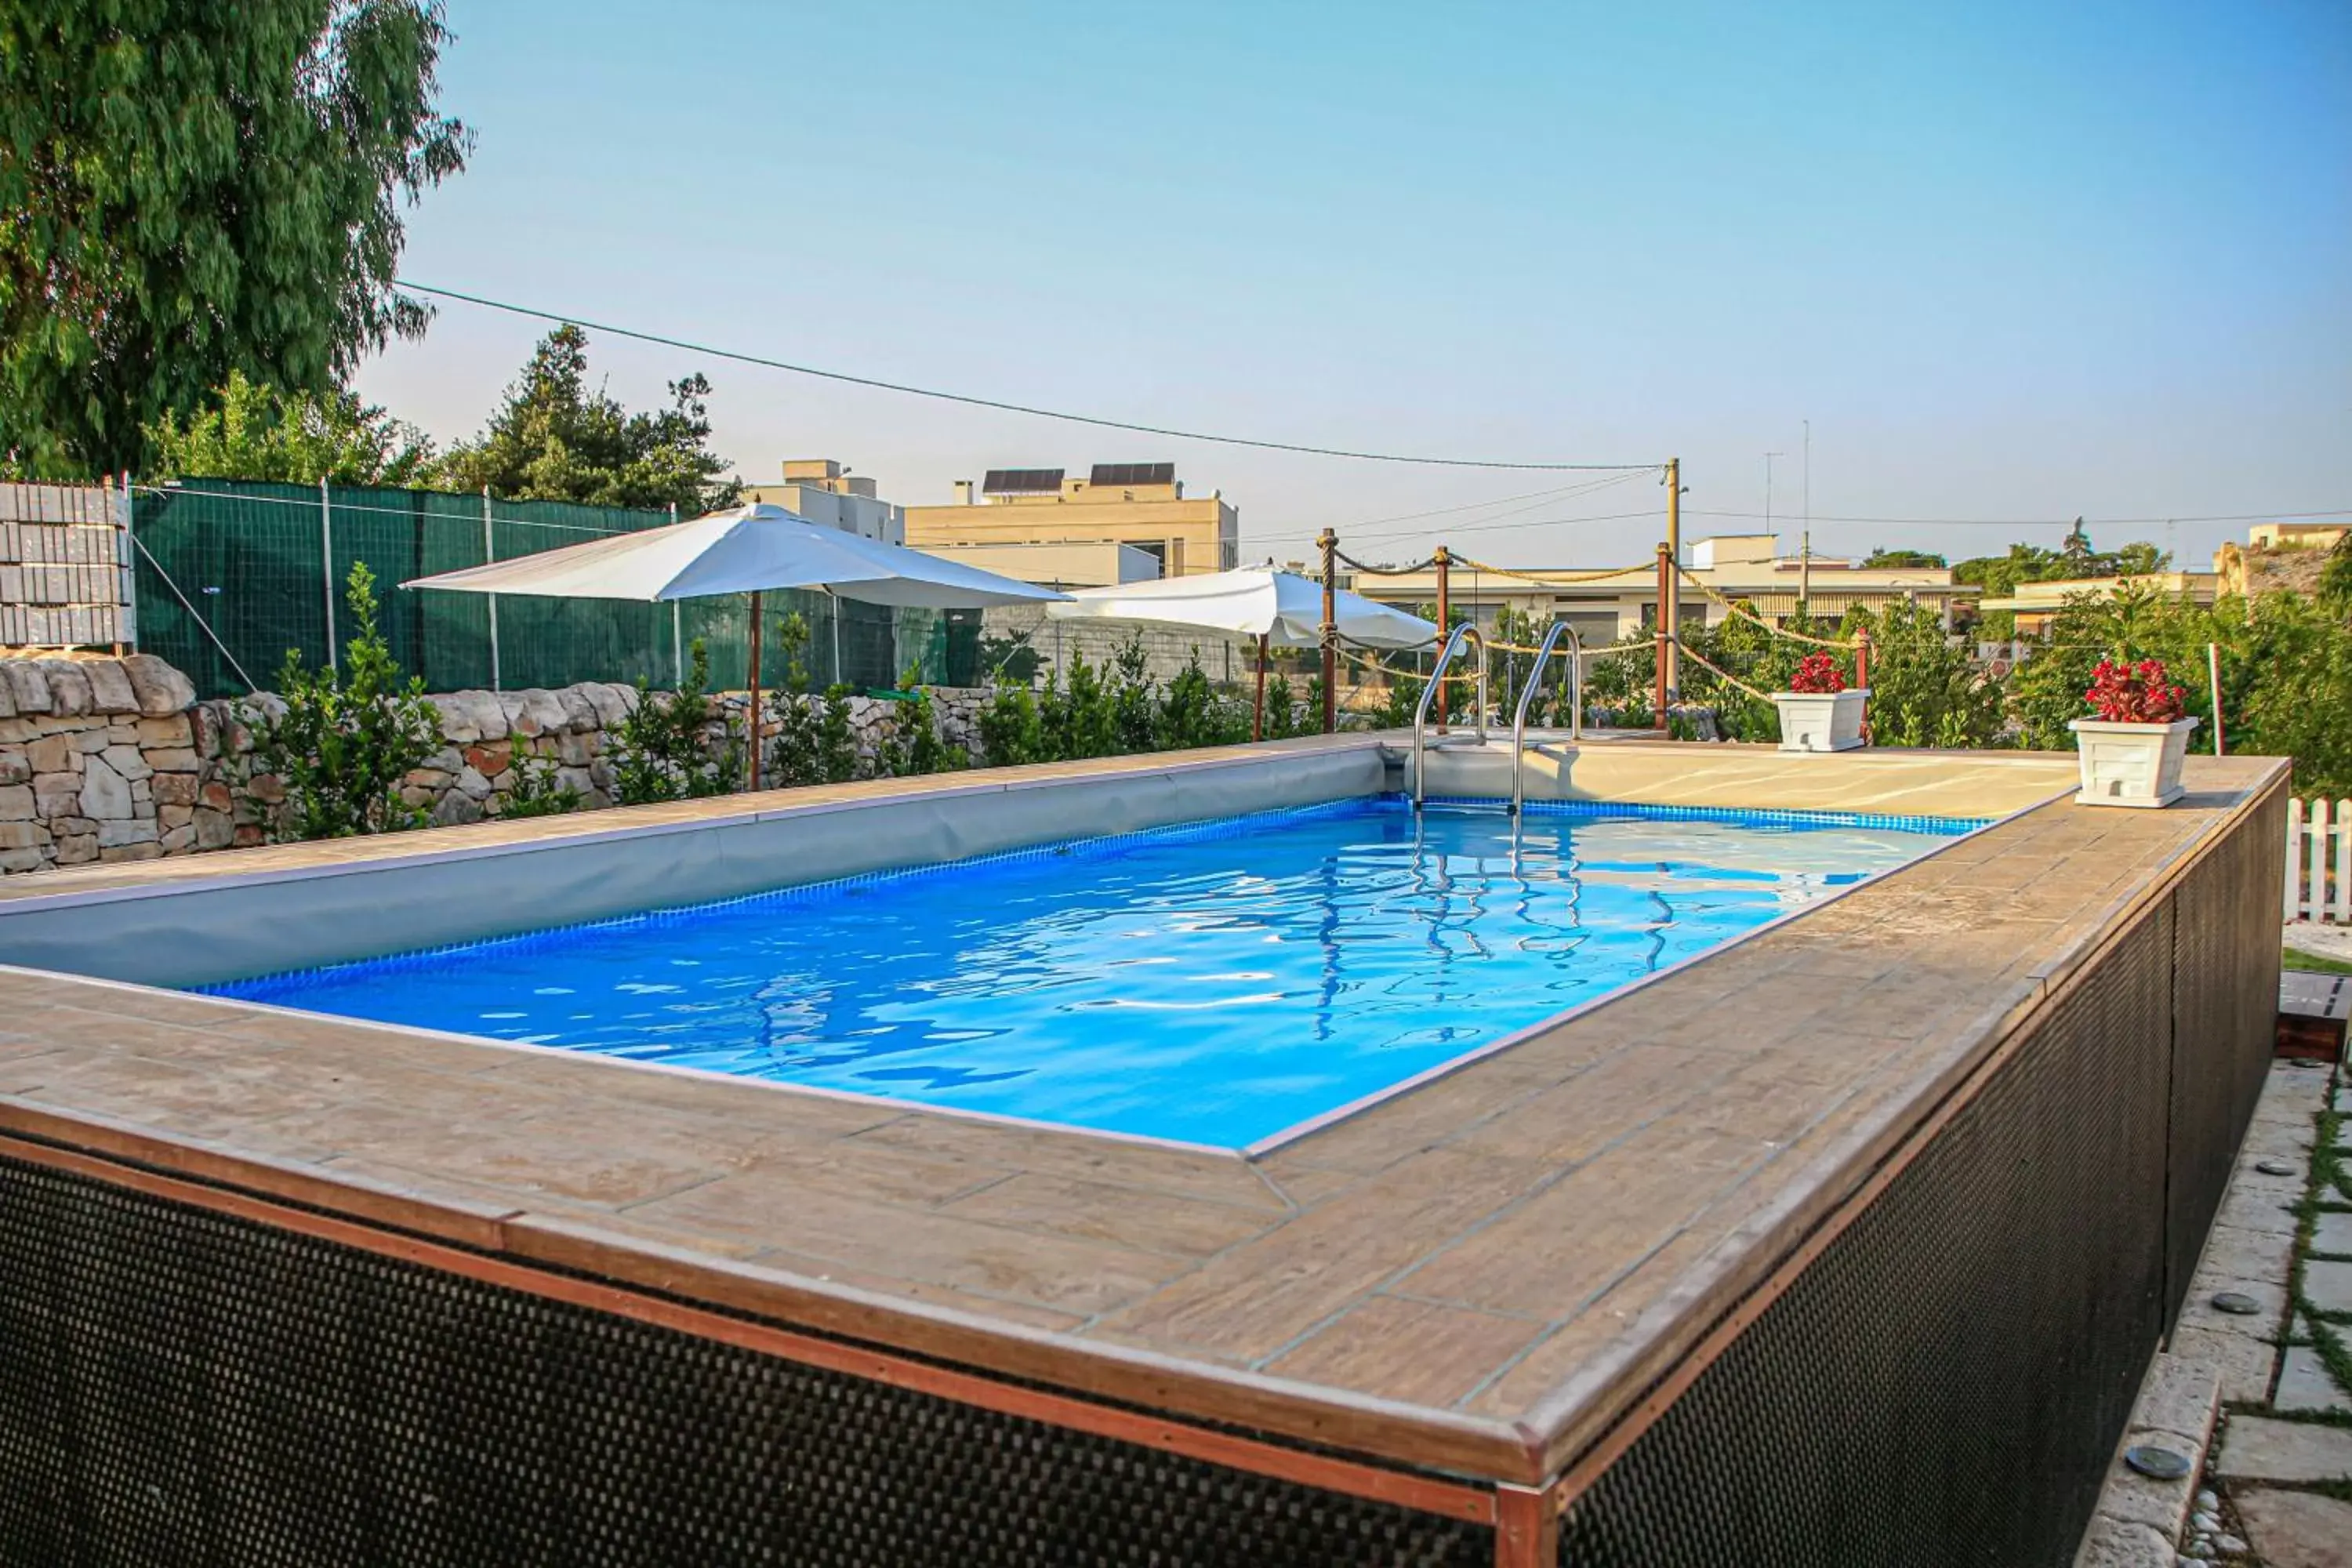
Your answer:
(206, 798), (1977, 1149)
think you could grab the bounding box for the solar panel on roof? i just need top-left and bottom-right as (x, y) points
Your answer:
(1088, 463), (1174, 488)
(981, 468), (1065, 495)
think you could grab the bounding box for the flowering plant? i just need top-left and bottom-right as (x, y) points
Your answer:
(2082, 659), (2186, 724)
(1787, 652), (1846, 695)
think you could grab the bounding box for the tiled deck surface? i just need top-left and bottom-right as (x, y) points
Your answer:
(0, 749), (2287, 1483)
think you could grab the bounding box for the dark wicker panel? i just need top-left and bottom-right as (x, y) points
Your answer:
(2164, 787), (2285, 1327)
(0, 1159), (1490, 1568)
(1558, 901), (2177, 1568)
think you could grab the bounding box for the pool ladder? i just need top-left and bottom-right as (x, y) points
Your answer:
(1409, 621), (1583, 813)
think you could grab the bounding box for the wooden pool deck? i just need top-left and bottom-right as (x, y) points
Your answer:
(0, 744), (2288, 1488)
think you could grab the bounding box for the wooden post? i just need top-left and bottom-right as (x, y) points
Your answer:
(1319, 528), (1338, 735)
(1854, 626), (1872, 743)
(1433, 545), (1451, 734)
(1663, 457), (1681, 699)
(1653, 543), (1670, 731)
(1252, 633), (1269, 742)
(746, 590), (764, 793)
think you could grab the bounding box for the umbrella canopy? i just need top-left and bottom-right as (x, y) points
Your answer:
(1044, 568), (1435, 648)
(402, 503), (1067, 608)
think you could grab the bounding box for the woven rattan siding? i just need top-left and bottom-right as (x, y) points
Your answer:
(0, 1156), (1490, 1568)
(2163, 787), (2283, 1327)
(1555, 901), (2177, 1567)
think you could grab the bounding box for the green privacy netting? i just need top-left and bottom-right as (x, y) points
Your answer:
(129, 480), (982, 699)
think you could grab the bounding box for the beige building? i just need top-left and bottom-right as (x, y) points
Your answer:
(1976, 572), (2219, 637)
(2212, 519), (2349, 598)
(904, 463), (1238, 579)
(911, 540), (1162, 590)
(1351, 534), (1974, 643)
(740, 459), (904, 543)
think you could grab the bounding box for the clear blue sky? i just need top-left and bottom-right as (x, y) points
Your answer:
(356, 0), (2352, 569)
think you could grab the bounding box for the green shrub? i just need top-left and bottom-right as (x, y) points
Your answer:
(245, 562), (441, 840)
(978, 683), (1049, 767)
(880, 669), (963, 778)
(497, 742), (584, 818)
(612, 638), (737, 803)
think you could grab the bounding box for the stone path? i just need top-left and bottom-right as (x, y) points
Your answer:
(2197, 1057), (2350, 1567)
(2078, 1057), (2347, 1568)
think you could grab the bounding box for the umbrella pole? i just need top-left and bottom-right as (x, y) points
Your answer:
(1252, 634), (1268, 742)
(747, 590), (763, 793)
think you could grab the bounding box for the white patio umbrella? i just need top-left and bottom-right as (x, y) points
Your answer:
(1047, 567), (1436, 739)
(405, 503), (1067, 790)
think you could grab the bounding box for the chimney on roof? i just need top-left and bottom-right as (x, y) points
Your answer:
(953, 479), (973, 505)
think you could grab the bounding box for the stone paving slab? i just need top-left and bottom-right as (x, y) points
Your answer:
(2272, 1346), (2350, 1415)
(2234, 1486), (2352, 1568)
(2307, 1258), (2352, 1316)
(2214, 1414), (2352, 1483)
(2075, 1517), (2176, 1568)
(2314, 1211), (2352, 1257)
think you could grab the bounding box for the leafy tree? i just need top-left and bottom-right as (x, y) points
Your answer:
(2321, 532), (2352, 612)
(1843, 601), (2003, 748)
(2008, 583), (2191, 750)
(245, 561), (441, 839)
(2, 2), (469, 475)
(142, 370), (434, 485)
(434, 325), (739, 514)
(1861, 548), (1947, 568)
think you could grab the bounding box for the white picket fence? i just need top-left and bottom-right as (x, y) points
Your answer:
(2285, 797), (2352, 923)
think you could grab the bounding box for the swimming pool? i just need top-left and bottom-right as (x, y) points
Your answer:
(206, 798), (1977, 1148)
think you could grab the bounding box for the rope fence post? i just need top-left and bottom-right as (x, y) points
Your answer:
(319, 477), (338, 671)
(1318, 528), (1338, 735)
(1653, 543), (1670, 731)
(1855, 626), (1872, 742)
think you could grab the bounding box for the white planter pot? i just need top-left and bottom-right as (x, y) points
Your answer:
(1773, 689), (1868, 753)
(2068, 717), (2198, 808)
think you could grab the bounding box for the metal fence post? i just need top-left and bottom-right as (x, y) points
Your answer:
(481, 487), (501, 691)
(670, 503), (683, 686)
(319, 477), (338, 670)
(119, 470), (139, 651)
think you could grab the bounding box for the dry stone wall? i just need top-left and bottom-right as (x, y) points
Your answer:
(0, 652), (989, 875)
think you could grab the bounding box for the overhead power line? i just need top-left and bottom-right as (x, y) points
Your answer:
(1684, 506), (2352, 528)
(397, 280), (1661, 474)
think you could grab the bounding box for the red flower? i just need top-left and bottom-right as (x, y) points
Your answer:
(1788, 652), (1846, 695)
(2083, 659), (2186, 724)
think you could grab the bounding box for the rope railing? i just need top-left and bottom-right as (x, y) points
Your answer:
(1674, 566), (1855, 648)
(1671, 635), (1777, 703)
(1331, 550), (1439, 576)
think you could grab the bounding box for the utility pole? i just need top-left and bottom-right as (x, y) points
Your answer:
(1801, 421), (1811, 614)
(1663, 459), (1682, 699)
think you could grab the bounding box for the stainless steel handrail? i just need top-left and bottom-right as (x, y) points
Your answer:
(1410, 623), (1489, 809)
(1510, 622), (1583, 815)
